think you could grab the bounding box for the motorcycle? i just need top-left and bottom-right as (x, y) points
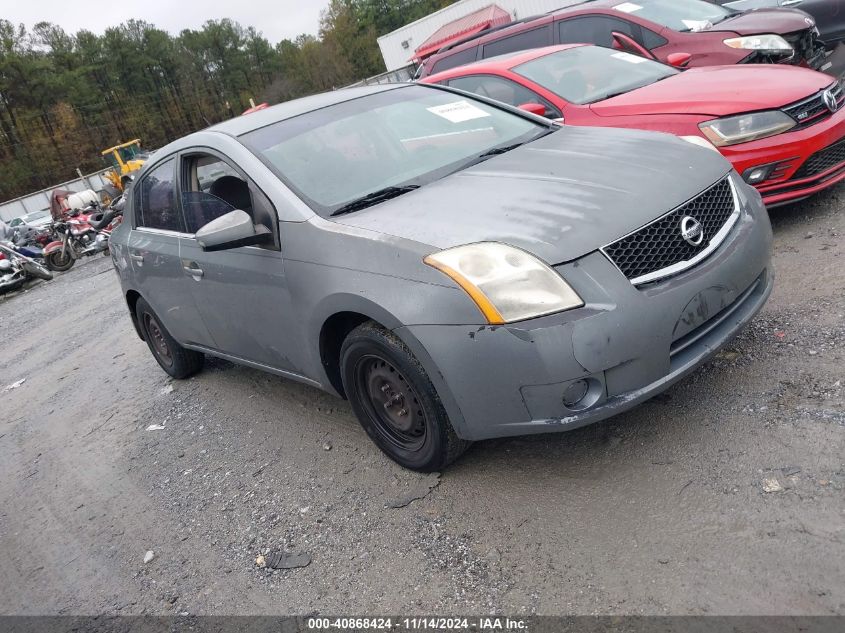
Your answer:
(43, 196), (125, 272)
(0, 241), (53, 294)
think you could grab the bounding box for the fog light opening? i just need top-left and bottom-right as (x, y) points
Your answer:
(562, 379), (590, 408)
(742, 159), (796, 186)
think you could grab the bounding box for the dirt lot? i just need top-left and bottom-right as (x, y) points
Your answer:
(0, 188), (843, 617)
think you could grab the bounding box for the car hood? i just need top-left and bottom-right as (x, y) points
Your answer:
(706, 8), (813, 35)
(334, 126), (731, 265)
(590, 64), (831, 118)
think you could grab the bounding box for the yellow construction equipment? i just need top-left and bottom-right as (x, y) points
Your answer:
(101, 139), (148, 192)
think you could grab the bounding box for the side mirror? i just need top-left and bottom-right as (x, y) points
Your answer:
(195, 209), (271, 252)
(667, 52), (692, 68)
(611, 31), (655, 59)
(518, 102), (547, 117)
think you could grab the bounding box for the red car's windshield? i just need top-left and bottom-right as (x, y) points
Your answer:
(613, 0), (735, 32)
(513, 47), (677, 105)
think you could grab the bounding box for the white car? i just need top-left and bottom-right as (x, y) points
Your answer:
(9, 209), (52, 228)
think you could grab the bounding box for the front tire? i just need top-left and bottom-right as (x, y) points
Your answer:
(45, 250), (74, 272)
(136, 297), (204, 379)
(340, 321), (469, 472)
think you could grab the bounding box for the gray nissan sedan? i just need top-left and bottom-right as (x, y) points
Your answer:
(111, 83), (773, 471)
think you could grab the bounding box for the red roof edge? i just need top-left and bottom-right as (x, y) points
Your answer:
(412, 4), (512, 62)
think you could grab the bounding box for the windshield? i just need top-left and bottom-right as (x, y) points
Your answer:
(240, 85), (548, 216)
(118, 143), (142, 162)
(104, 153), (121, 170)
(514, 46), (677, 105)
(612, 0), (735, 32)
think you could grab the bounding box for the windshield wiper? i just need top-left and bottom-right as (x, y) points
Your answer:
(477, 143), (524, 159)
(330, 185), (420, 217)
(456, 129), (557, 172)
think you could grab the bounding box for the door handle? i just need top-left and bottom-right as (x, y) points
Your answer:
(129, 253), (144, 262)
(183, 264), (204, 277)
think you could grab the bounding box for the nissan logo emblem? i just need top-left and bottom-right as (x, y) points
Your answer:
(680, 216), (704, 246)
(823, 88), (840, 113)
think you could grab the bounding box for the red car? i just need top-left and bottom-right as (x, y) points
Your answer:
(416, 0), (829, 79)
(422, 44), (845, 206)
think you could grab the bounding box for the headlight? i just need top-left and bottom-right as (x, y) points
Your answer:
(724, 34), (792, 52)
(699, 111), (796, 147)
(424, 242), (583, 324)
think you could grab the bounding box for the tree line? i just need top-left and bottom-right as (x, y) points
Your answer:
(0, 0), (458, 202)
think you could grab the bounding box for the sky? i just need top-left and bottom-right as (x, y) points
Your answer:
(3, 0), (330, 44)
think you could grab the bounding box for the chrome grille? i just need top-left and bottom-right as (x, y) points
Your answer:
(794, 137), (845, 179)
(603, 177), (738, 286)
(782, 84), (844, 129)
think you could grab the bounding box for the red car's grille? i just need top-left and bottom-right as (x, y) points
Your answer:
(782, 84), (844, 130)
(603, 177), (736, 285)
(794, 137), (845, 179)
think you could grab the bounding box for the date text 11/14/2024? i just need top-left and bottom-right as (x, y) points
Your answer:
(307, 617), (529, 630)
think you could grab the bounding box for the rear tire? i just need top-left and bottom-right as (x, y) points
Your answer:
(45, 251), (74, 272)
(136, 297), (204, 379)
(340, 321), (470, 472)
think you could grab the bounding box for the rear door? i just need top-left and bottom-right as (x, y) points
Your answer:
(175, 149), (302, 374)
(128, 157), (214, 348)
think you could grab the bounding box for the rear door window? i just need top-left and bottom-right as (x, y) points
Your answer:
(482, 26), (552, 59)
(431, 46), (480, 75)
(138, 158), (185, 232)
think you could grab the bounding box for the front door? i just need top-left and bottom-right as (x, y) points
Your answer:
(175, 151), (301, 374)
(129, 157), (214, 347)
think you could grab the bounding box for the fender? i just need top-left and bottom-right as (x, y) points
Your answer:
(43, 240), (65, 256)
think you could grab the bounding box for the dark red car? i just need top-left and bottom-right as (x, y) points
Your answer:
(416, 0), (829, 79)
(423, 44), (845, 206)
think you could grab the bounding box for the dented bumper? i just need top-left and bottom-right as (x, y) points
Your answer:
(397, 182), (774, 441)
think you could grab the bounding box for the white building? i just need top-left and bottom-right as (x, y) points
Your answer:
(377, 0), (571, 71)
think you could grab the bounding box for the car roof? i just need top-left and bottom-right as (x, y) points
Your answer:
(422, 0), (636, 69)
(209, 84), (407, 137)
(425, 44), (586, 81)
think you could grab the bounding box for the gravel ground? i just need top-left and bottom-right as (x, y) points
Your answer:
(0, 188), (842, 616)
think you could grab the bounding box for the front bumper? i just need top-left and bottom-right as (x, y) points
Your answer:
(397, 178), (773, 441)
(720, 106), (845, 206)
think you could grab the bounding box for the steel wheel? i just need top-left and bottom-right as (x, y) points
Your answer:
(353, 354), (427, 452)
(143, 313), (173, 368)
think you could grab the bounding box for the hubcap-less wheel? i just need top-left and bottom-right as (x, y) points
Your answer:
(47, 251), (74, 272)
(144, 313), (173, 368)
(355, 355), (427, 451)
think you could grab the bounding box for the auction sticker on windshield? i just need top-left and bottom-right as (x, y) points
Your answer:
(611, 52), (648, 64)
(614, 2), (642, 13)
(427, 100), (492, 123)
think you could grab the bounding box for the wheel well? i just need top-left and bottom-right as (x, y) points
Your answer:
(319, 312), (372, 398)
(125, 290), (144, 340)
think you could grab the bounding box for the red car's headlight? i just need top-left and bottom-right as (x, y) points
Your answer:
(699, 111), (796, 147)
